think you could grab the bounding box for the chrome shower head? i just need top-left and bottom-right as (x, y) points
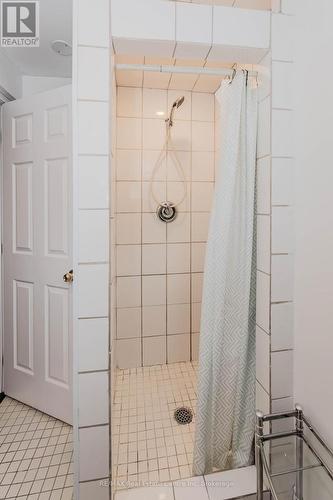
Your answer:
(173, 96), (185, 109)
(168, 96), (185, 127)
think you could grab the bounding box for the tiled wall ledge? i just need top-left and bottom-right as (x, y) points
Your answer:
(111, 0), (270, 63)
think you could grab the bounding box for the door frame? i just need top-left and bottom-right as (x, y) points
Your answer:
(0, 84), (15, 395)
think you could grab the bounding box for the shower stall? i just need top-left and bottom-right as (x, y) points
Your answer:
(112, 57), (259, 493)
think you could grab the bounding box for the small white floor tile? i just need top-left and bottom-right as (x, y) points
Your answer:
(204, 466), (256, 500)
(115, 484), (174, 500)
(173, 476), (209, 500)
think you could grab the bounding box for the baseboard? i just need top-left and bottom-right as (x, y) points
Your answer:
(0, 392), (5, 404)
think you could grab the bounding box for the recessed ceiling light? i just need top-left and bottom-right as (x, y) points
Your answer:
(51, 40), (72, 56)
(156, 111), (165, 116)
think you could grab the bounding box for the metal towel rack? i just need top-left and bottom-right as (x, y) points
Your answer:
(255, 405), (333, 500)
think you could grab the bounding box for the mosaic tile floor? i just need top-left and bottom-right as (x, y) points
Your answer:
(112, 361), (198, 491)
(0, 397), (73, 499)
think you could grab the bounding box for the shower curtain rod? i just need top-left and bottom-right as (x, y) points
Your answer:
(116, 63), (258, 78)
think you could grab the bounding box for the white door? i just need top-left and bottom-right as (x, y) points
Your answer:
(3, 85), (72, 424)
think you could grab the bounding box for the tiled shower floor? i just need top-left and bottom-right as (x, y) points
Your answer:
(0, 397), (73, 499)
(112, 361), (198, 491)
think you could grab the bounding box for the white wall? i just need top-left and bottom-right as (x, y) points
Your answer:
(294, 0), (333, 448)
(0, 49), (22, 98)
(22, 76), (71, 96)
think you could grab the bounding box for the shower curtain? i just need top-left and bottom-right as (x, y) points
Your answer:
(193, 71), (258, 475)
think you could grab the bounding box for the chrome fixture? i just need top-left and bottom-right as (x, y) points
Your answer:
(157, 202), (177, 223)
(167, 96), (185, 127)
(256, 405), (333, 500)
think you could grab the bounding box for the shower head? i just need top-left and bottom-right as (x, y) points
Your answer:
(173, 96), (185, 109)
(168, 96), (185, 127)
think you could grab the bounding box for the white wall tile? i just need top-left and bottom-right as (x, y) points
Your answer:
(78, 0), (109, 47)
(167, 243), (190, 274)
(167, 151), (191, 182)
(116, 245), (141, 276)
(192, 152), (215, 181)
(117, 149), (142, 181)
(117, 87), (142, 118)
(271, 255), (294, 302)
(79, 156), (109, 209)
(79, 372), (109, 427)
(256, 381), (270, 415)
(192, 92), (215, 122)
(176, 3), (212, 46)
(192, 273), (204, 303)
(79, 426), (109, 481)
(256, 51), (271, 102)
(142, 305), (166, 337)
(213, 6), (270, 49)
(256, 271), (270, 333)
(116, 182), (141, 213)
(142, 181), (166, 212)
(272, 207), (293, 254)
(271, 396), (294, 432)
(256, 326), (270, 393)
(143, 119), (166, 150)
(143, 88), (167, 119)
(111, 0), (176, 42)
(271, 350), (293, 399)
(167, 334), (190, 363)
(79, 480), (109, 500)
(142, 150), (166, 181)
(117, 118), (142, 149)
(78, 318), (109, 372)
(272, 61), (293, 109)
(272, 109), (293, 157)
(116, 214), (141, 244)
(142, 244), (167, 275)
(167, 274), (190, 304)
(116, 338), (142, 368)
(256, 156), (271, 214)
(191, 333), (200, 361)
(191, 242), (206, 272)
(79, 210), (109, 263)
(117, 307), (141, 339)
(167, 213), (190, 243)
(272, 157), (294, 206)
(167, 181), (190, 211)
(142, 275), (166, 306)
(257, 215), (271, 274)
(167, 304), (191, 335)
(78, 47), (109, 101)
(191, 183), (214, 212)
(78, 102), (109, 155)
(271, 302), (294, 351)
(117, 276), (141, 308)
(271, 13), (293, 62)
(191, 302), (202, 333)
(78, 265), (109, 318)
(169, 121), (191, 151)
(191, 213), (210, 242)
(143, 336), (166, 366)
(257, 96), (271, 158)
(192, 122), (215, 152)
(142, 213), (166, 243)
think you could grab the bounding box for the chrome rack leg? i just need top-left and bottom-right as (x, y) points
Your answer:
(256, 410), (264, 500)
(295, 404), (304, 500)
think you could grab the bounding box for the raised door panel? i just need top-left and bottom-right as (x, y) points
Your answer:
(13, 281), (34, 375)
(12, 162), (33, 254)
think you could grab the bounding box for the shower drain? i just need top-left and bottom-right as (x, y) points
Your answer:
(174, 406), (193, 425)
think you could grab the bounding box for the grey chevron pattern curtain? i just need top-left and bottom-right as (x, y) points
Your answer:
(193, 71), (257, 475)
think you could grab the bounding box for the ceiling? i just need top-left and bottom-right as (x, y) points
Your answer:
(1, 0), (72, 78)
(115, 55), (255, 93)
(169, 0), (272, 10)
